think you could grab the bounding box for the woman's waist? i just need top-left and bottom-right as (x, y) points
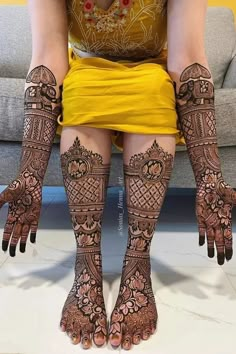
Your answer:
(74, 48), (159, 62)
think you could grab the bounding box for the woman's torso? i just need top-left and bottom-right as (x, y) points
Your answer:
(66, 0), (168, 61)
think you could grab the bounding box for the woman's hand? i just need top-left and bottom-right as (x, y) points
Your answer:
(0, 170), (42, 256)
(196, 169), (236, 265)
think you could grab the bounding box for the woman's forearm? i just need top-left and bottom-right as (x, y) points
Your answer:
(169, 62), (222, 186)
(18, 63), (67, 185)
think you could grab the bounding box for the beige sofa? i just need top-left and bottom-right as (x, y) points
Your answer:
(0, 6), (236, 187)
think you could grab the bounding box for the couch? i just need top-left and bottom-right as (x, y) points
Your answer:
(0, 6), (236, 187)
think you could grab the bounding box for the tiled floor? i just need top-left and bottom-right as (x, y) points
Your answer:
(0, 186), (236, 354)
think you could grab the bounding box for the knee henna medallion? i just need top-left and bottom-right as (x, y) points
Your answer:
(60, 137), (111, 347)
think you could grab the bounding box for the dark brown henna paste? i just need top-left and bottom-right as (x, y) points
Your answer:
(175, 63), (236, 264)
(1, 66), (62, 255)
(60, 137), (111, 347)
(109, 141), (174, 348)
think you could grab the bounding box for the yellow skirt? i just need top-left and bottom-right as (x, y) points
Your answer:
(56, 49), (185, 151)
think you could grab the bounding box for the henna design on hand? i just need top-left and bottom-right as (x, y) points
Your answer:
(109, 140), (174, 349)
(0, 66), (62, 255)
(60, 137), (111, 348)
(175, 63), (236, 264)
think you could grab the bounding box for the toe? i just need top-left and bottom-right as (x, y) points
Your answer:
(71, 330), (81, 345)
(93, 316), (107, 346)
(60, 313), (68, 332)
(150, 321), (157, 334)
(65, 318), (75, 338)
(93, 331), (106, 347)
(132, 329), (142, 345)
(121, 333), (132, 350)
(81, 330), (92, 349)
(142, 326), (151, 341)
(109, 322), (122, 347)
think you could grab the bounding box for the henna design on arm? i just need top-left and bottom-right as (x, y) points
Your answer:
(0, 65), (62, 255)
(174, 63), (236, 265)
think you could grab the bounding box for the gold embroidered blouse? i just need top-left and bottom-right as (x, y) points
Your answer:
(67, 0), (168, 58)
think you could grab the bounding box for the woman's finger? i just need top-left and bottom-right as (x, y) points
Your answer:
(30, 221), (39, 243)
(214, 227), (225, 265)
(20, 224), (31, 253)
(9, 223), (22, 257)
(2, 221), (14, 251)
(223, 223), (233, 261)
(9, 223), (22, 256)
(198, 223), (206, 246)
(206, 227), (215, 258)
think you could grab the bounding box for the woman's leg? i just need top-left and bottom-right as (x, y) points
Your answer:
(59, 126), (112, 349)
(109, 133), (176, 350)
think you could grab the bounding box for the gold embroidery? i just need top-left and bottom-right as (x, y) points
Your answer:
(67, 0), (167, 58)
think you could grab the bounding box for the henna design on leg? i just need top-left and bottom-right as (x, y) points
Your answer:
(175, 63), (236, 264)
(109, 140), (174, 349)
(60, 137), (111, 348)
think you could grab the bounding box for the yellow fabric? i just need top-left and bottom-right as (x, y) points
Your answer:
(67, 0), (168, 59)
(56, 48), (185, 151)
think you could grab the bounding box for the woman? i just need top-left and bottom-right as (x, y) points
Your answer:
(0, 0), (235, 350)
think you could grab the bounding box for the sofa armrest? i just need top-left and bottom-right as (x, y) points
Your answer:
(223, 51), (236, 88)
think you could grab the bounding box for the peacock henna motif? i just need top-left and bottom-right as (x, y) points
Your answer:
(175, 63), (236, 265)
(1, 66), (62, 255)
(109, 140), (174, 349)
(60, 137), (111, 348)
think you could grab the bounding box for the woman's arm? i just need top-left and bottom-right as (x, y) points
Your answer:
(0, 0), (69, 256)
(20, 0), (69, 182)
(167, 0), (236, 265)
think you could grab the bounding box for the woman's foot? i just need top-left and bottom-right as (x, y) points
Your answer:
(109, 251), (157, 350)
(60, 252), (107, 349)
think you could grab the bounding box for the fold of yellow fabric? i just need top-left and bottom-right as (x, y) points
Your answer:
(56, 49), (185, 151)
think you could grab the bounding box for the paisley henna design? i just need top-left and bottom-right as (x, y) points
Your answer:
(109, 140), (174, 349)
(0, 66), (62, 256)
(175, 63), (236, 265)
(60, 137), (111, 349)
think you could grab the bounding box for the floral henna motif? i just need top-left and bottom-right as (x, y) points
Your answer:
(175, 63), (236, 264)
(60, 137), (111, 347)
(110, 254), (157, 344)
(1, 66), (62, 255)
(61, 254), (107, 341)
(109, 141), (173, 348)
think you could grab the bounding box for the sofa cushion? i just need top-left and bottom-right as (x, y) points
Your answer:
(176, 88), (236, 151)
(0, 77), (60, 144)
(0, 6), (31, 79)
(204, 7), (236, 89)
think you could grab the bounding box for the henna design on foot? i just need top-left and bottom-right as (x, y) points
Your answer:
(109, 140), (174, 349)
(0, 66), (62, 255)
(175, 63), (236, 265)
(60, 137), (111, 348)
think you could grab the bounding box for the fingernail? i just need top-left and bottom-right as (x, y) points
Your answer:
(2, 240), (9, 251)
(199, 235), (205, 246)
(20, 243), (26, 253)
(217, 254), (225, 266)
(208, 248), (214, 258)
(30, 233), (36, 243)
(9, 245), (16, 257)
(225, 249), (233, 261)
